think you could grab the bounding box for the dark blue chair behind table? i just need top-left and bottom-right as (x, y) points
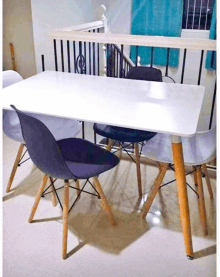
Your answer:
(11, 105), (119, 259)
(3, 70), (81, 195)
(93, 66), (162, 197)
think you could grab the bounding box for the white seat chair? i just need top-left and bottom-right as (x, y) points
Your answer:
(3, 70), (82, 194)
(141, 127), (216, 236)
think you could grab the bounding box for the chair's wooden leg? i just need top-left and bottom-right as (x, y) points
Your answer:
(201, 164), (213, 199)
(134, 142), (142, 197)
(75, 179), (80, 196)
(93, 176), (116, 226)
(193, 166), (198, 187)
(6, 143), (25, 193)
(106, 139), (113, 152)
(49, 177), (57, 207)
(142, 164), (168, 218)
(196, 167), (208, 236)
(156, 161), (162, 172)
(118, 147), (123, 159)
(172, 139), (193, 259)
(28, 174), (48, 223)
(62, 180), (69, 260)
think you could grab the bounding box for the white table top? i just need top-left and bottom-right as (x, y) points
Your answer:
(2, 71), (205, 137)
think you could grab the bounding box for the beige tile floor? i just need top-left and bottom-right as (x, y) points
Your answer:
(3, 122), (217, 277)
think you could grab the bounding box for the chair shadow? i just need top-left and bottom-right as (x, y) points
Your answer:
(3, 165), (42, 202)
(104, 157), (131, 202)
(2, 166), (75, 203)
(66, 241), (86, 259)
(67, 210), (150, 256)
(193, 245), (216, 259)
(31, 216), (62, 223)
(132, 197), (143, 213)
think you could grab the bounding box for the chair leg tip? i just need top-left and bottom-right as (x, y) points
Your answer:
(187, 255), (194, 260)
(28, 219), (33, 223)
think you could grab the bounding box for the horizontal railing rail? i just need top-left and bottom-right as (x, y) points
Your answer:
(106, 29), (135, 68)
(48, 31), (216, 51)
(54, 20), (104, 32)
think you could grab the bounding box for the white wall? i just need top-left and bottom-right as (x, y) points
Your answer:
(31, 0), (132, 72)
(3, 0), (37, 78)
(31, 0), (97, 72)
(30, 0), (215, 130)
(99, 0), (132, 34)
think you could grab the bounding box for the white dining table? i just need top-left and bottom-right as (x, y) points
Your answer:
(2, 71), (205, 259)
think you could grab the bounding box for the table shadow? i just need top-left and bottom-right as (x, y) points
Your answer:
(67, 209), (150, 256)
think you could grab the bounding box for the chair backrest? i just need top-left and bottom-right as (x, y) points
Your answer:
(3, 70), (23, 88)
(180, 125), (216, 165)
(142, 125), (216, 165)
(190, 125), (216, 164)
(11, 105), (74, 180)
(126, 66), (162, 82)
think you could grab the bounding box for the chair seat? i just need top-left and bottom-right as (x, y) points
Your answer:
(94, 123), (156, 143)
(57, 138), (120, 179)
(142, 128), (216, 166)
(3, 110), (81, 143)
(126, 66), (162, 82)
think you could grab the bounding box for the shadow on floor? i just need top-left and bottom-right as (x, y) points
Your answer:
(67, 210), (150, 256)
(193, 244), (216, 259)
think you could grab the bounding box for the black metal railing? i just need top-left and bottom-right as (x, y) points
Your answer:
(41, 36), (216, 138)
(106, 44), (133, 78)
(51, 28), (101, 75)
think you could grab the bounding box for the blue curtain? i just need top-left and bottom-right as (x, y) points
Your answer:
(130, 0), (183, 67)
(205, 0), (216, 70)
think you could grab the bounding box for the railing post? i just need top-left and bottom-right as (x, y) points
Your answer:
(100, 4), (107, 31)
(99, 4), (107, 76)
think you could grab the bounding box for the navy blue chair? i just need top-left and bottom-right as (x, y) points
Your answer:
(3, 71), (81, 197)
(11, 105), (119, 259)
(94, 66), (162, 197)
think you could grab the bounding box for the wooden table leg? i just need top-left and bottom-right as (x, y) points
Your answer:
(171, 136), (193, 259)
(62, 180), (69, 259)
